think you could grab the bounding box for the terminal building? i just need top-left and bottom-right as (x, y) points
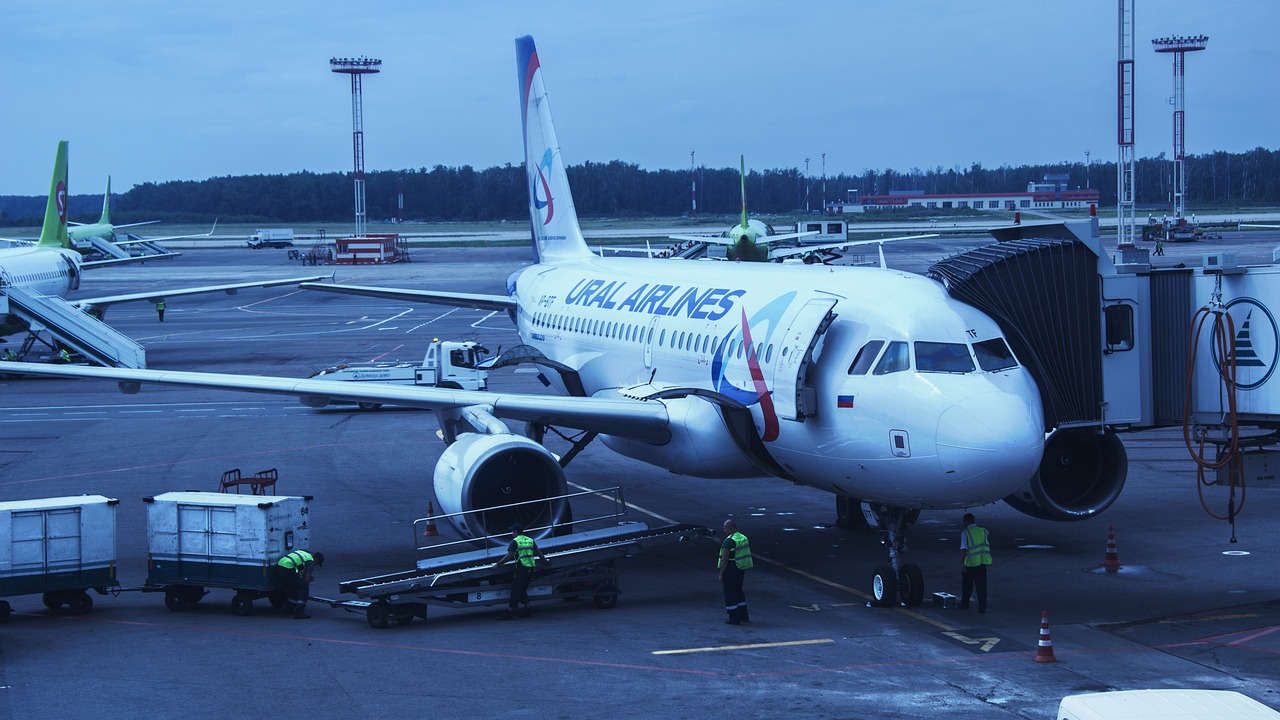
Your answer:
(829, 173), (1100, 213)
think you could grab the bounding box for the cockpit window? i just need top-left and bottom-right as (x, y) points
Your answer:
(915, 342), (975, 373)
(873, 341), (910, 375)
(973, 338), (1018, 371)
(847, 340), (885, 375)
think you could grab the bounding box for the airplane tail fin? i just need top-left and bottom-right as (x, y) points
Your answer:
(36, 141), (72, 249)
(739, 155), (749, 233)
(98, 176), (112, 225)
(516, 36), (591, 263)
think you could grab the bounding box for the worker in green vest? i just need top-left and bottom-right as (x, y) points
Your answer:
(156, 300), (166, 322)
(273, 549), (324, 619)
(493, 523), (548, 619)
(717, 518), (753, 625)
(959, 513), (992, 613)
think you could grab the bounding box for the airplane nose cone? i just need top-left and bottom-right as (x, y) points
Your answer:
(936, 391), (1044, 492)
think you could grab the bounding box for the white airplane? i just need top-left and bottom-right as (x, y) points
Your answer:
(3, 38), (1060, 606)
(669, 155), (936, 263)
(65, 176), (218, 259)
(0, 141), (327, 364)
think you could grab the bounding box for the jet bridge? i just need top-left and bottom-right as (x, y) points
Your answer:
(927, 218), (1280, 521)
(1, 286), (145, 368)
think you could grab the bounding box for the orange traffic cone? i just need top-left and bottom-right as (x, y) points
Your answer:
(422, 501), (439, 537)
(1102, 526), (1121, 573)
(1033, 610), (1059, 663)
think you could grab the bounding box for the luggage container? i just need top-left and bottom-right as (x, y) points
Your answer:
(143, 492), (312, 616)
(0, 495), (119, 621)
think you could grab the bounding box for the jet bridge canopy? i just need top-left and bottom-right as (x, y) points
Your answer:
(928, 238), (1102, 431)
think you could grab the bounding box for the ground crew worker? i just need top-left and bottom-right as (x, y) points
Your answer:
(1155, 240), (1165, 256)
(959, 513), (991, 613)
(718, 518), (753, 625)
(274, 549), (323, 619)
(492, 523), (547, 619)
(156, 300), (166, 322)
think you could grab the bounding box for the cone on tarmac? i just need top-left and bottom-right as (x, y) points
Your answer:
(422, 501), (439, 537)
(1034, 610), (1059, 663)
(1102, 525), (1121, 573)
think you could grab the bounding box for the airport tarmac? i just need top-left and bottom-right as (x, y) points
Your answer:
(1, 232), (1279, 718)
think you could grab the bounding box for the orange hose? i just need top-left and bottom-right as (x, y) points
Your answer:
(1182, 304), (1245, 519)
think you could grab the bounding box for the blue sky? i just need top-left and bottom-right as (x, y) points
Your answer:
(2, 1), (1275, 196)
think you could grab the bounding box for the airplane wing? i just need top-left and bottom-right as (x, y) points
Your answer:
(767, 233), (939, 261)
(118, 219), (220, 244)
(299, 282), (516, 312)
(0, 362), (672, 444)
(72, 275), (331, 311)
(669, 231), (821, 247)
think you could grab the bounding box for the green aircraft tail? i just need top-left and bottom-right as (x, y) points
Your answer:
(98, 176), (111, 226)
(35, 141), (72, 249)
(739, 154), (748, 232)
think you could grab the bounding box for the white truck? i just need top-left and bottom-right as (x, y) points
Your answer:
(246, 228), (295, 249)
(308, 340), (489, 410)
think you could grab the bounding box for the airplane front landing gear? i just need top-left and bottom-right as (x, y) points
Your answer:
(864, 503), (925, 607)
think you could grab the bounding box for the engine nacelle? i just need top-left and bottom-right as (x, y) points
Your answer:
(1003, 428), (1127, 521)
(433, 432), (568, 542)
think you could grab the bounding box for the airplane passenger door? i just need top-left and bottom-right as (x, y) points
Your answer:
(772, 297), (837, 420)
(642, 316), (661, 368)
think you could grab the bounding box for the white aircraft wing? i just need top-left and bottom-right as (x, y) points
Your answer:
(118, 219), (220, 244)
(767, 233), (939, 261)
(299, 282), (516, 312)
(72, 275), (331, 311)
(669, 231), (820, 248)
(0, 362), (672, 443)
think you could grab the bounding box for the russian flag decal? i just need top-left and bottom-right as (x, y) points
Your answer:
(837, 395), (855, 409)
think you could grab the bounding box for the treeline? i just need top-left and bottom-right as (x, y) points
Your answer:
(2, 147), (1278, 226)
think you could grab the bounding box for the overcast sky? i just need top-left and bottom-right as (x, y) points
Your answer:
(2, 1), (1274, 196)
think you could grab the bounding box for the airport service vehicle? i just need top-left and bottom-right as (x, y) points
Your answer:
(0, 495), (120, 620)
(246, 228), (295, 249)
(143, 492), (313, 616)
(1058, 689), (1280, 719)
(308, 340), (489, 410)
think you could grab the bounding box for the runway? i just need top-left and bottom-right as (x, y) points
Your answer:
(1, 235), (1278, 718)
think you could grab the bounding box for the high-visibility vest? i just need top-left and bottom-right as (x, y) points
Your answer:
(514, 535), (538, 568)
(963, 526), (992, 567)
(278, 550), (315, 574)
(718, 532), (753, 570)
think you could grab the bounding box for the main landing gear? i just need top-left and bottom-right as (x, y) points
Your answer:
(861, 503), (925, 608)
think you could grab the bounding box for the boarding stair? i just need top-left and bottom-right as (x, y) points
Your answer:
(1, 286), (145, 368)
(84, 236), (132, 260)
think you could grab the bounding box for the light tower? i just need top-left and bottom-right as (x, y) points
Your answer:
(330, 56), (382, 238)
(1152, 34), (1208, 229)
(1116, 0), (1137, 248)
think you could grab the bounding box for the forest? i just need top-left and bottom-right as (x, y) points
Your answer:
(2, 147), (1277, 226)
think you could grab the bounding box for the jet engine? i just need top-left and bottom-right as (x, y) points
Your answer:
(1003, 427), (1127, 521)
(432, 432), (568, 542)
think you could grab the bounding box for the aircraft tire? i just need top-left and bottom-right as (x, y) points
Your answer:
(871, 565), (898, 607)
(898, 564), (925, 607)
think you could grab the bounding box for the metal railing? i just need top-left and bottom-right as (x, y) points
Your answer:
(412, 486), (627, 561)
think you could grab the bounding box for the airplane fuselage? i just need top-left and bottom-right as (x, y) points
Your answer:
(511, 255), (1046, 510)
(0, 246), (80, 297)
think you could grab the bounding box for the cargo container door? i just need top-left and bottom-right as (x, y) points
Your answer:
(177, 505), (238, 582)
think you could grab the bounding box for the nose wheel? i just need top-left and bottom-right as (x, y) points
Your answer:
(863, 504), (925, 607)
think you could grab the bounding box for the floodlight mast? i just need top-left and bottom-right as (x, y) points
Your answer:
(330, 56), (382, 239)
(1116, 0), (1137, 249)
(1152, 34), (1208, 228)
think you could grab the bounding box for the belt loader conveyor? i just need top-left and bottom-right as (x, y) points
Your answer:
(326, 522), (707, 628)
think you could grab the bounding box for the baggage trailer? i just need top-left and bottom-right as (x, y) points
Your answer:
(333, 521), (707, 628)
(142, 492), (312, 616)
(0, 495), (120, 621)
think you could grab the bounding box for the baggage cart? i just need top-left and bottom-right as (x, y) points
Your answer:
(142, 492), (312, 616)
(0, 495), (120, 621)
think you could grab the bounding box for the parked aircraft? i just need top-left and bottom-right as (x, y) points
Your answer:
(669, 155), (935, 263)
(66, 176), (217, 258)
(0, 141), (326, 364)
(3, 39), (1071, 606)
